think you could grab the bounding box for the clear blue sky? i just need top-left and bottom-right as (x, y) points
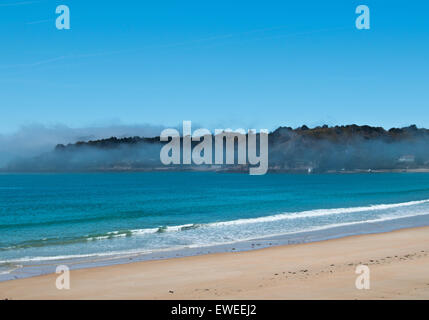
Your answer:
(0, 0), (428, 134)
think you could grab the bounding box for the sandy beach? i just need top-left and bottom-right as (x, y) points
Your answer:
(1, 226), (429, 300)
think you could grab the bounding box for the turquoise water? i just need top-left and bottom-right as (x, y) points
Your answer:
(1, 172), (429, 276)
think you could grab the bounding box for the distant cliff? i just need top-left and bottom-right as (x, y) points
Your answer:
(6, 124), (429, 173)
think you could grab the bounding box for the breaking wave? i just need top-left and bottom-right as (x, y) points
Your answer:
(2, 199), (428, 254)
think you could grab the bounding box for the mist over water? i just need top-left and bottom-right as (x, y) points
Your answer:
(0, 123), (166, 168)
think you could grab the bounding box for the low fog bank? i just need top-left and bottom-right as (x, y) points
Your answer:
(3, 124), (429, 173)
(0, 124), (165, 168)
(7, 142), (163, 172)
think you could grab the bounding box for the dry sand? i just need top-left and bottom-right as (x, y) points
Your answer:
(1, 226), (429, 300)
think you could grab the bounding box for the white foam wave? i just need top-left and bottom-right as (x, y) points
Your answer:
(2, 199), (429, 265)
(2, 210), (429, 266)
(100, 199), (429, 237)
(207, 199), (429, 227)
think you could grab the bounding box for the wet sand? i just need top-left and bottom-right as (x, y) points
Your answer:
(1, 226), (429, 300)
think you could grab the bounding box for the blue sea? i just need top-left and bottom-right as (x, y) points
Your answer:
(1, 172), (429, 280)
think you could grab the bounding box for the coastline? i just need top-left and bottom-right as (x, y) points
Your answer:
(2, 225), (429, 300)
(2, 168), (429, 174)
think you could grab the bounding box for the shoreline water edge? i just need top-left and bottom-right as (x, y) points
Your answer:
(1, 213), (429, 282)
(1, 225), (429, 299)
